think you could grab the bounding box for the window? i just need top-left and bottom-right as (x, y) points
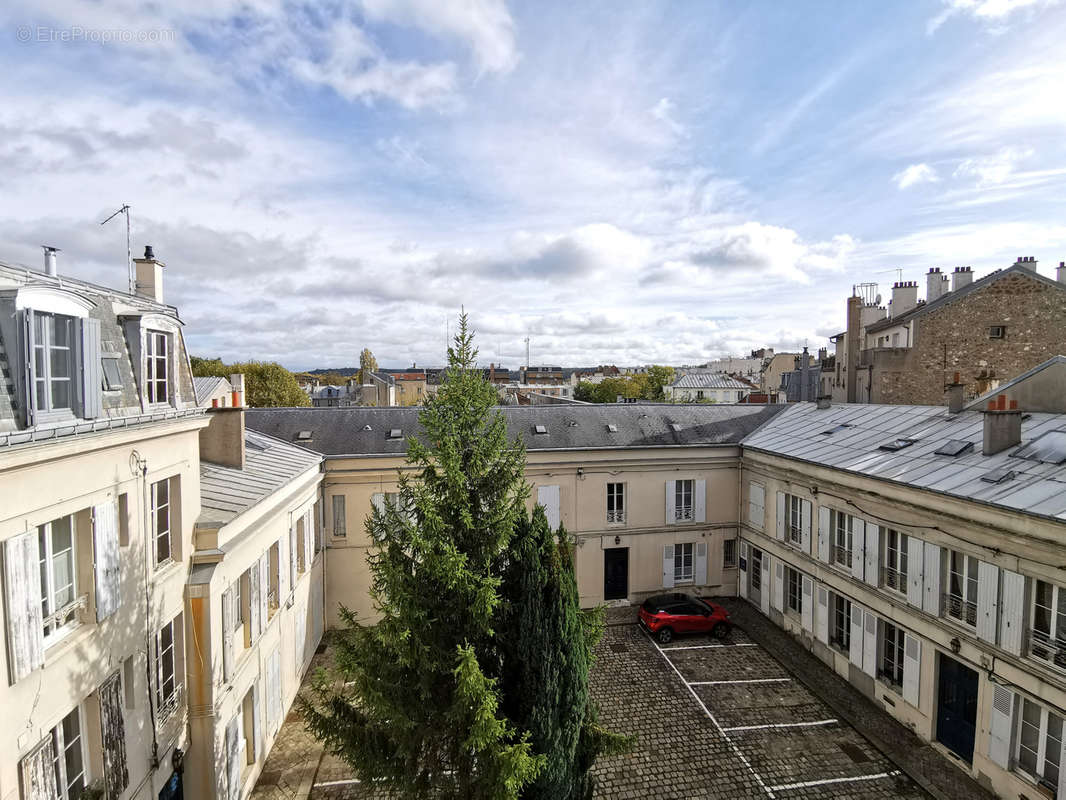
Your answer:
(674, 542), (694, 583)
(607, 483), (625, 524)
(232, 578), (244, 634)
(241, 686), (257, 766)
(1031, 580), (1066, 669)
(33, 312), (76, 412)
(152, 478), (172, 566)
(892, 332), (900, 347)
(674, 480), (694, 522)
(785, 494), (803, 545)
(880, 621), (905, 689)
(946, 550), (979, 626)
(296, 515), (306, 573)
(830, 510), (854, 570)
(989, 325), (1006, 339)
(155, 615), (182, 722)
(145, 330), (169, 404)
(786, 567), (802, 615)
(332, 495), (346, 537)
(38, 515), (80, 642)
(723, 539), (737, 569)
(696, 390), (704, 400)
(52, 707), (86, 800)
(101, 353), (123, 391)
(750, 547), (762, 591)
(831, 594), (851, 651)
(268, 542), (280, 616)
(883, 529), (908, 594)
(1016, 698), (1063, 789)
(748, 482), (765, 530)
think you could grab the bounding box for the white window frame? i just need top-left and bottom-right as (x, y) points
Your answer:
(32, 311), (78, 417)
(750, 547), (762, 591)
(883, 529), (908, 595)
(786, 494), (803, 546)
(674, 480), (694, 522)
(38, 514), (82, 645)
(1030, 579), (1066, 670)
(606, 482), (625, 524)
(830, 510), (853, 570)
(831, 593), (851, 652)
(674, 542), (694, 583)
(51, 706), (88, 800)
(145, 329), (170, 405)
(155, 616), (182, 723)
(152, 478), (172, 567)
(879, 620), (905, 690)
(101, 352), (123, 391)
(232, 578), (244, 633)
(723, 538), (737, 569)
(268, 541), (280, 617)
(946, 549), (979, 627)
(1015, 697), (1063, 789)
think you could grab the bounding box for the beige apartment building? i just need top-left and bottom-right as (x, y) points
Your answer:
(739, 359), (1066, 799)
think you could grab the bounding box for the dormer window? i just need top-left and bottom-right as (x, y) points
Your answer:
(32, 312), (75, 412)
(145, 331), (169, 404)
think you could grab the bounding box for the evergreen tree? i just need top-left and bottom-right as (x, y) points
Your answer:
(303, 314), (541, 799)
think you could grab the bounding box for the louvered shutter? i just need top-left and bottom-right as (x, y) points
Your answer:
(93, 501), (121, 621)
(332, 495), (346, 537)
(277, 536), (289, 602)
(694, 479), (706, 523)
(80, 317), (102, 418)
(772, 559), (784, 611)
(18, 309), (38, 427)
(849, 605), (864, 668)
(537, 485), (561, 530)
(986, 684), (1014, 768)
(902, 633), (921, 707)
(815, 587), (829, 644)
(694, 541), (707, 585)
(851, 519), (866, 581)
(800, 500), (811, 553)
(738, 542), (748, 600)
(862, 609), (877, 678)
(267, 648), (282, 735)
(749, 483), (764, 529)
(775, 492), (785, 540)
(4, 531), (45, 683)
(289, 524), (297, 588)
(1058, 736), (1066, 800)
(817, 506), (830, 562)
(304, 511), (314, 567)
(977, 561), (999, 644)
(294, 602), (306, 679)
(226, 715), (241, 800)
(864, 524), (880, 588)
(99, 671), (129, 799)
(251, 681), (262, 764)
(312, 572), (324, 646)
(906, 535), (925, 608)
(662, 545), (675, 588)
(19, 735), (57, 800)
(258, 552), (269, 633)
(221, 585), (234, 682)
(801, 577), (814, 632)
(922, 543), (941, 616)
(760, 552), (770, 616)
(665, 481), (676, 525)
(248, 561), (260, 643)
(999, 570), (1025, 656)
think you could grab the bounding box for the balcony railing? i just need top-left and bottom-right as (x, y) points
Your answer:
(1029, 629), (1066, 670)
(830, 546), (853, 569)
(943, 593), (977, 626)
(43, 594), (88, 637)
(157, 683), (185, 727)
(606, 509), (626, 524)
(882, 566), (906, 593)
(674, 506), (694, 522)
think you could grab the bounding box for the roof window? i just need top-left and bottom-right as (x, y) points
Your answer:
(821, 423), (853, 435)
(296, 430), (313, 441)
(670, 423), (682, 432)
(934, 439), (973, 457)
(980, 466), (1016, 484)
(389, 429), (403, 439)
(879, 438), (916, 452)
(534, 424), (548, 435)
(606, 424), (618, 433)
(1011, 430), (1066, 465)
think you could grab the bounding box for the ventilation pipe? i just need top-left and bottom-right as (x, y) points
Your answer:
(42, 245), (60, 277)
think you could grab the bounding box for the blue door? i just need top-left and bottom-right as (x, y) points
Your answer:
(158, 771), (183, 800)
(936, 653), (978, 762)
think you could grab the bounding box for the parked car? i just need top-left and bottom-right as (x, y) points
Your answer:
(638, 593), (731, 644)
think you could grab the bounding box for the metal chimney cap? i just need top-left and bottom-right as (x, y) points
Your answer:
(143, 245), (155, 260)
(41, 245), (61, 253)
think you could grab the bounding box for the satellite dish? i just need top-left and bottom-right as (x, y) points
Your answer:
(874, 293), (882, 305)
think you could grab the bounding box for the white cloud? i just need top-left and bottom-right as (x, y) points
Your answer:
(953, 146), (1033, 186)
(650, 98), (686, 138)
(892, 163), (940, 190)
(928, 0), (1059, 34)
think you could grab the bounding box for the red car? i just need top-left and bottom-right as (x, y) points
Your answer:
(638, 593), (731, 644)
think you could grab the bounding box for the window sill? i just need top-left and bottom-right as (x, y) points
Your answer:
(154, 558), (183, 579)
(43, 620), (94, 662)
(674, 578), (694, 586)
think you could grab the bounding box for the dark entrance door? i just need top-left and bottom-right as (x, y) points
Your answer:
(604, 548), (629, 601)
(936, 652), (979, 762)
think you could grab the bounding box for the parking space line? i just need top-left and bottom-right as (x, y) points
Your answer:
(659, 642), (760, 650)
(723, 718), (838, 733)
(769, 770), (901, 793)
(689, 677), (791, 686)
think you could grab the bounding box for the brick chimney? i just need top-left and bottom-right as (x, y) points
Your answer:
(1014, 256), (1038, 270)
(945, 371), (965, 413)
(926, 267), (948, 303)
(229, 373), (245, 407)
(890, 281), (918, 318)
(199, 407), (246, 469)
(952, 266), (973, 291)
(982, 394), (1022, 455)
(133, 245), (165, 303)
(1057, 261), (1065, 284)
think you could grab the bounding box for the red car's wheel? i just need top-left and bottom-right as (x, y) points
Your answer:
(711, 622), (730, 640)
(657, 627), (674, 644)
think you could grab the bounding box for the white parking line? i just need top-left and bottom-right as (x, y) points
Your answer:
(723, 718), (838, 733)
(689, 677), (791, 686)
(769, 770), (901, 793)
(659, 642), (760, 650)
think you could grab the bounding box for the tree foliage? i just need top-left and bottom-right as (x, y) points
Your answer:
(574, 366), (675, 403)
(358, 348), (379, 383)
(190, 356), (309, 407)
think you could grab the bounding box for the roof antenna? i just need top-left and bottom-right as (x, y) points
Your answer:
(100, 204), (133, 294)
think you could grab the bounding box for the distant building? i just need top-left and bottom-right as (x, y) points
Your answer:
(760, 352), (811, 394)
(779, 347), (821, 403)
(520, 365), (566, 385)
(666, 373), (756, 403)
(194, 374), (236, 408)
(310, 384), (355, 407)
(702, 356), (764, 383)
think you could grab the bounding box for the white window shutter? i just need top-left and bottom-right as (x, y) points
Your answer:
(268, 648), (282, 735)
(775, 492), (786, 540)
(93, 501), (122, 621)
(801, 577), (813, 632)
(289, 525), (297, 589)
(694, 542), (707, 585)
(662, 544), (675, 588)
(694, 479), (706, 523)
(986, 684), (1014, 768)
(258, 552), (269, 633)
(749, 483), (765, 529)
(902, 633), (921, 707)
(537, 485), (561, 530)
(277, 536), (288, 601)
(864, 524), (880, 588)
(19, 736), (57, 800)
(999, 570), (1025, 656)
(19, 309), (38, 427)
(665, 481), (676, 525)
(922, 543), (941, 616)
(772, 559), (784, 611)
(226, 715), (242, 800)
(851, 519), (866, 581)
(800, 500), (811, 553)
(251, 680), (262, 764)
(371, 492), (385, 516)
(248, 560), (260, 642)
(304, 511), (314, 566)
(1059, 732), (1066, 800)
(760, 553), (771, 616)
(863, 609), (877, 678)
(976, 561), (999, 644)
(815, 587), (829, 644)
(849, 605), (865, 668)
(99, 670), (129, 798)
(4, 531), (45, 683)
(907, 535), (925, 609)
(294, 601), (306, 680)
(738, 542), (749, 600)
(221, 585), (234, 682)
(80, 317), (103, 418)
(817, 506), (830, 562)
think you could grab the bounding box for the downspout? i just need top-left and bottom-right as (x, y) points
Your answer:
(132, 450), (161, 770)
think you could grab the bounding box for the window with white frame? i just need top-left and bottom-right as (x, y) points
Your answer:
(674, 480), (694, 521)
(946, 549), (979, 627)
(332, 495), (346, 537)
(750, 547), (762, 590)
(241, 686), (256, 767)
(880, 621), (905, 689)
(786, 567), (802, 615)
(101, 353), (123, 391)
(1016, 697), (1063, 789)
(1030, 580), (1066, 669)
(52, 707), (86, 799)
(883, 529), (908, 594)
(831, 593), (851, 651)
(152, 478), (172, 566)
(674, 542), (694, 582)
(38, 514), (81, 642)
(155, 615), (182, 721)
(785, 494), (803, 545)
(145, 330), (169, 404)
(723, 538), (737, 569)
(830, 510), (853, 570)
(33, 312), (76, 413)
(606, 482), (625, 524)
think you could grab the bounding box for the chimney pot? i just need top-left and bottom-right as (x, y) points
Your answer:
(144, 244), (155, 260)
(133, 247), (165, 303)
(42, 245), (60, 277)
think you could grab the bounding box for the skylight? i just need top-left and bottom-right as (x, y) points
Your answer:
(670, 423), (682, 432)
(821, 423), (853, 435)
(1011, 430), (1066, 465)
(296, 430), (313, 441)
(879, 438), (916, 452)
(388, 429), (402, 439)
(362, 424), (372, 431)
(935, 439), (973, 457)
(980, 466), (1015, 484)
(606, 424), (618, 433)
(534, 424), (548, 435)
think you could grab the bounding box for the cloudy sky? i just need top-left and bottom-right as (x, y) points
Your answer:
(1, 0), (1065, 370)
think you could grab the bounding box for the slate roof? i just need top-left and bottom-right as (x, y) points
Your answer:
(198, 428), (323, 526)
(671, 373), (756, 390)
(742, 402), (1066, 523)
(245, 404), (788, 457)
(865, 263), (1064, 334)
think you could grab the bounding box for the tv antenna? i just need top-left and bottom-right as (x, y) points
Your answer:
(100, 204), (133, 294)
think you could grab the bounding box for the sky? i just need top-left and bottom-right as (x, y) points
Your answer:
(1, 0), (1065, 370)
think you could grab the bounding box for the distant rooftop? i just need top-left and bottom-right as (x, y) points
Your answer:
(671, 373), (756, 390)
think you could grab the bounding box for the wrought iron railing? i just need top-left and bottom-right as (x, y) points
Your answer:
(882, 566), (906, 593)
(157, 683), (185, 726)
(943, 593), (977, 626)
(674, 506), (693, 522)
(1029, 629), (1066, 670)
(606, 509), (626, 524)
(43, 594), (88, 635)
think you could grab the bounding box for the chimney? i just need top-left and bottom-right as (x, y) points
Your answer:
(133, 244), (165, 303)
(945, 371), (965, 413)
(816, 395), (831, 410)
(1057, 261), (1066, 284)
(229, 373), (245, 407)
(42, 245), (60, 277)
(198, 407), (246, 469)
(890, 281), (918, 318)
(926, 267), (948, 303)
(982, 394), (1022, 455)
(952, 266), (973, 291)
(1014, 256), (1038, 270)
